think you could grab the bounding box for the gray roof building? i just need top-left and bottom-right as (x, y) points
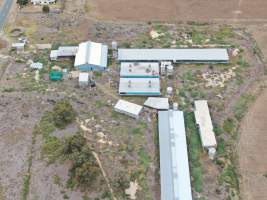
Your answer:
(118, 48), (229, 63)
(120, 62), (160, 78)
(119, 78), (161, 96)
(158, 110), (192, 200)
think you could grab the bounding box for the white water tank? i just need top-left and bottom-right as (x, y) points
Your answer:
(111, 41), (118, 50)
(167, 87), (173, 96)
(166, 64), (174, 76)
(208, 147), (216, 160)
(173, 102), (179, 110)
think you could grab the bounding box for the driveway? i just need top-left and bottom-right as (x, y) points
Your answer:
(0, 0), (14, 31)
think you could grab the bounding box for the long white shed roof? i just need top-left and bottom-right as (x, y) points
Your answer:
(74, 41), (108, 68)
(119, 78), (161, 96)
(120, 62), (160, 78)
(158, 110), (192, 200)
(118, 48), (229, 63)
(194, 100), (217, 148)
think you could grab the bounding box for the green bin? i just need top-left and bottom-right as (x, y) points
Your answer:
(50, 71), (63, 81)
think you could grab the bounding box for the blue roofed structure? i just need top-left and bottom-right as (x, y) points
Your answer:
(74, 41), (108, 71)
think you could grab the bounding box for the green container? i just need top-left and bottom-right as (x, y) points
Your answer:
(50, 71), (63, 81)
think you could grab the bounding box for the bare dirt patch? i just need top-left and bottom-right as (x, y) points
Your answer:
(91, 0), (267, 22)
(238, 88), (267, 200)
(238, 25), (267, 200)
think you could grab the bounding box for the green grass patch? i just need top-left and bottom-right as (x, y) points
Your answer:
(95, 100), (105, 108)
(213, 26), (234, 43)
(132, 122), (147, 135)
(217, 138), (226, 155)
(138, 148), (151, 171)
(184, 112), (203, 192)
(234, 93), (255, 121)
(223, 118), (236, 134)
(219, 164), (239, 191)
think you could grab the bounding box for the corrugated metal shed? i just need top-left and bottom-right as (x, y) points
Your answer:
(57, 46), (78, 57)
(194, 100), (217, 149)
(114, 100), (143, 119)
(49, 46), (78, 60)
(120, 62), (160, 78)
(158, 110), (192, 200)
(118, 48), (229, 63)
(74, 41), (108, 71)
(119, 78), (160, 96)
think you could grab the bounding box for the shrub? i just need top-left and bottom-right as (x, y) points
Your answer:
(17, 0), (28, 6)
(62, 134), (101, 189)
(53, 100), (76, 129)
(42, 5), (50, 13)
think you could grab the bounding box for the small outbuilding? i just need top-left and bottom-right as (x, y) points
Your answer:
(144, 97), (169, 110)
(114, 100), (143, 119)
(74, 41), (108, 71)
(30, 62), (43, 70)
(50, 46), (78, 61)
(79, 73), (89, 87)
(12, 43), (25, 52)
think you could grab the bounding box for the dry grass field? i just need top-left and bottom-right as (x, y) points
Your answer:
(91, 0), (267, 22)
(238, 88), (267, 200)
(238, 26), (267, 200)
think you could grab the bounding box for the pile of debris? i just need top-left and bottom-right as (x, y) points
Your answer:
(202, 67), (237, 88)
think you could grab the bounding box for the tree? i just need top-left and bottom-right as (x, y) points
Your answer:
(53, 100), (76, 129)
(42, 5), (50, 13)
(62, 134), (101, 189)
(17, 0), (28, 6)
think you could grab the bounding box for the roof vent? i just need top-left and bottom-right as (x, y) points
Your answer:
(148, 80), (152, 88)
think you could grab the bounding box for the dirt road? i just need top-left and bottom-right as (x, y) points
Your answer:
(238, 88), (267, 200)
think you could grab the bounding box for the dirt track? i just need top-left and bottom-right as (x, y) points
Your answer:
(92, 0), (267, 22)
(238, 88), (267, 200)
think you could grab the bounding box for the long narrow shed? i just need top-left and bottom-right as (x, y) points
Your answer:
(120, 62), (160, 78)
(119, 78), (161, 96)
(118, 48), (229, 63)
(194, 100), (217, 149)
(158, 110), (192, 200)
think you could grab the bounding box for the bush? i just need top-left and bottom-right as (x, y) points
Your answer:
(53, 100), (76, 129)
(62, 134), (101, 189)
(42, 5), (50, 13)
(17, 0), (28, 6)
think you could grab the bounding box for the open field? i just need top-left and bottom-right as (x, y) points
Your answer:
(237, 26), (267, 200)
(91, 0), (267, 22)
(238, 88), (267, 200)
